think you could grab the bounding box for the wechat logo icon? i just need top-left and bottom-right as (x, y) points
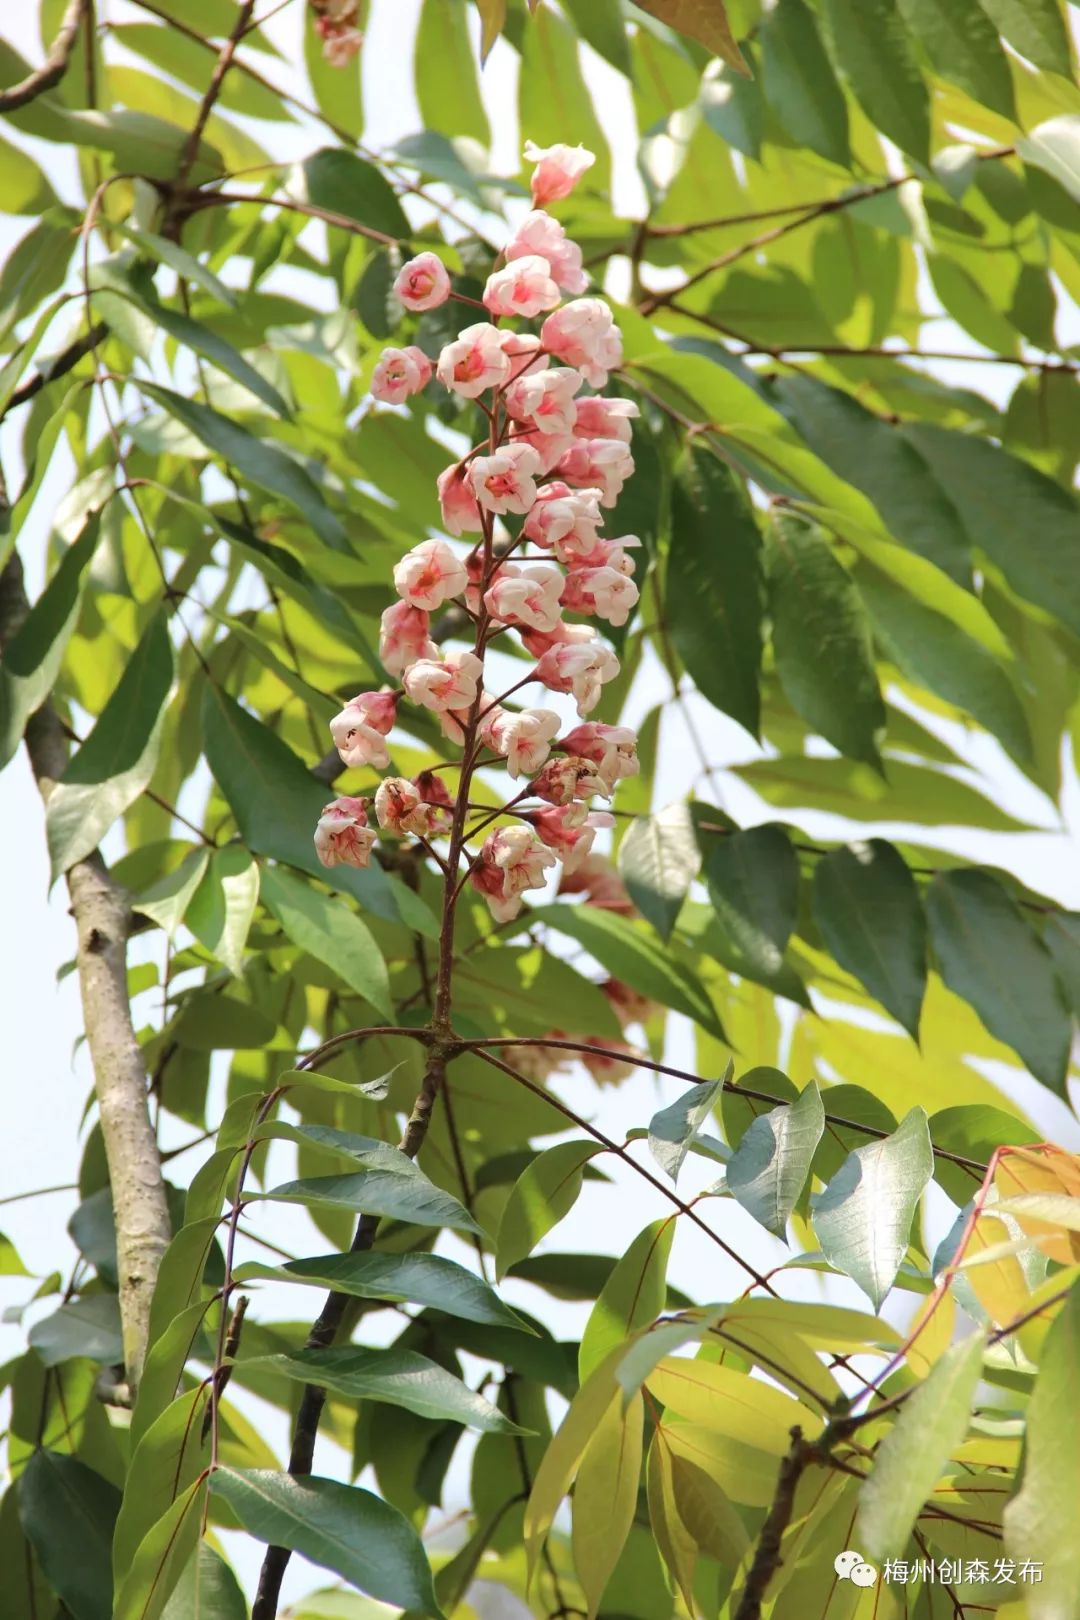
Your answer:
(835, 1550), (878, 1588)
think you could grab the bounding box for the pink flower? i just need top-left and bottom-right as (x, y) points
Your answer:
(506, 210), (588, 295)
(470, 825), (557, 923)
(486, 707), (562, 778)
(505, 367), (582, 437)
(469, 444), (542, 515)
(329, 690), (397, 769)
(524, 141), (596, 207)
(437, 462), (484, 537)
(483, 255), (561, 320)
(414, 769), (455, 811)
(561, 722), (639, 790)
(319, 23), (363, 67)
(314, 796), (376, 868)
(393, 539), (468, 611)
(561, 565), (639, 627)
(558, 852), (633, 912)
(602, 978), (661, 1029)
(573, 395), (639, 444)
(484, 564), (564, 633)
(556, 438), (634, 507)
(437, 322), (511, 398)
(536, 638), (620, 715)
(403, 650), (483, 713)
(541, 299), (623, 389)
(370, 345), (432, 405)
(531, 754), (611, 805)
(508, 426), (575, 475)
(519, 617), (597, 658)
(530, 802), (613, 871)
(567, 534), (640, 575)
(581, 1038), (638, 1086)
(394, 252), (451, 312)
(523, 484), (604, 555)
(375, 776), (452, 837)
(379, 601), (438, 676)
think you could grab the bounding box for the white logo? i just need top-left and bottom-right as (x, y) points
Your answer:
(835, 1550), (878, 1588)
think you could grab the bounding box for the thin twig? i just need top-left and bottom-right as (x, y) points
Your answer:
(0, 0), (86, 111)
(175, 0), (258, 190)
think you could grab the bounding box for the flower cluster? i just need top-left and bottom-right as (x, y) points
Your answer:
(310, 0), (363, 66)
(315, 140), (641, 934)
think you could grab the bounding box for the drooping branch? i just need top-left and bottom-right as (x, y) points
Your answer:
(0, 551), (172, 1397)
(0, 0), (87, 112)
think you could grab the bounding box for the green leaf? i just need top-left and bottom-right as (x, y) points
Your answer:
(46, 612), (174, 879)
(415, 0), (491, 146)
(617, 801), (699, 941)
(0, 130), (57, 214)
(1044, 912), (1080, 1017)
(668, 445), (763, 739)
(476, 0), (507, 63)
(248, 1251), (530, 1330)
(161, 1545), (247, 1620)
(759, 0), (850, 168)
(1018, 115), (1080, 204)
(902, 423), (1080, 641)
(976, 0), (1073, 76)
(896, 0), (1014, 116)
(209, 1468), (443, 1616)
(561, 0), (633, 74)
(766, 509), (884, 765)
(110, 24), (287, 121)
(527, 904), (725, 1040)
(28, 1293), (123, 1367)
(113, 1388), (210, 1585)
(1003, 1281), (1080, 1619)
(118, 226), (237, 307)
(519, 6), (611, 190)
(727, 1081), (825, 1238)
(811, 1106), (934, 1307)
(303, 5), (363, 136)
(260, 1345), (526, 1433)
(0, 514), (101, 771)
(647, 1073), (726, 1184)
(928, 1104), (1040, 1204)
(136, 291), (290, 416)
(856, 1330), (987, 1559)
(138, 382), (348, 551)
(579, 1218), (675, 1380)
(813, 840), (927, 1039)
(300, 148), (410, 240)
(734, 755), (1034, 832)
(112, 1480), (206, 1620)
(261, 1169), (481, 1234)
(496, 1141), (602, 1281)
(185, 847), (259, 977)
(703, 822), (801, 989)
(631, 0), (749, 74)
(135, 848), (211, 938)
(820, 0), (930, 161)
(17, 1451), (118, 1620)
(261, 864), (390, 1017)
(926, 870), (1071, 1092)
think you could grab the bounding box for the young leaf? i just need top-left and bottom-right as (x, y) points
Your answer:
(632, 0), (749, 75)
(579, 1218), (675, 1379)
(17, 1451), (119, 1620)
(704, 822), (801, 989)
(855, 1330), (987, 1559)
(524, 1349), (623, 1581)
(209, 1469), (442, 1616)
(495, 1140), (602, 1281)
(668, 445), (763, 739)
(618, 801), (699, 940)
(647, 1073), (726, 1184)
(926, 869), (1071, 1092)
(813, 840), (927, 1039)
(571, 1390), (644, 1620)
(261, 1345), (527, 1433)
(766, 509), (885, 765)
(252, 1251), (530, 1330)
(260, 1169), (481, 1234)
(645, 1356), (822, 1449)
(812, 1106), (934, 1307)
(820, 0), (930, 161)
(759, 0), (850, 167)
(727, 1081), (825, 1238)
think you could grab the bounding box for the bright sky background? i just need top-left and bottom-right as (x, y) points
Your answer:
(2, 0), (1079, 1606)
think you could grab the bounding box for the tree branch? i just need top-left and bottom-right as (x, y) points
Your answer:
(175, 0), (258, 190)
(0, 323), (105, 425)
(732, 1427), (814, 1620)
(0, 551), (172, 1396)
(0, 0), (86, 112)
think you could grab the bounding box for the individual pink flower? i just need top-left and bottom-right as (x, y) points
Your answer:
(541, 299), (623, 389)
(536, 638), (620, 716)
(524, 141), (596, 207)
(503, 1039), (569, 1083)
(505, 367), (582, 437)
(470, 825), (557, 923)
(486, 707), (562, 778)
(394, 252), (451, 312)
(561, 722), (639, 790)
(530, 802), (613, 872)
(501, 331), (547, 382)
(469, 444), (542, 516)
(602, 978), (661, 1029)
(403, 650), (483, 713)
(370, 345), (432, 405)
(483, 255), (561, 320)
(329, 690), (398, 769)
(567, 534), (641, 575)
(319, 22), (363, 67)
(573, 395), (639, 444)
(506, 210), (588, 295)
(379, 601), (438, 676)
(484, 564), (564, 633)
(523, 484), (604, 555)
(519, 617), (597, 658)
(509, 426), (576, 475)
(581, 1038), (638, 1086)
(393, 539), (468, 611)
(437, 462), (484, 537)
(314, 796), (376, 868)
(436, 322), (511, 398)
(374, 776), (451, 837)
(414, 769), (455, 811)
(558, 852), (634, 912)
(561, 565), (639, 627)
(531, 754), (611, 805)
(556, 438), (634, 507)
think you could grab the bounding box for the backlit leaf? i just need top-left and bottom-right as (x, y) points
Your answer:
(496, 1140), (602, 1281)
(727, 1081), (825, 1237)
